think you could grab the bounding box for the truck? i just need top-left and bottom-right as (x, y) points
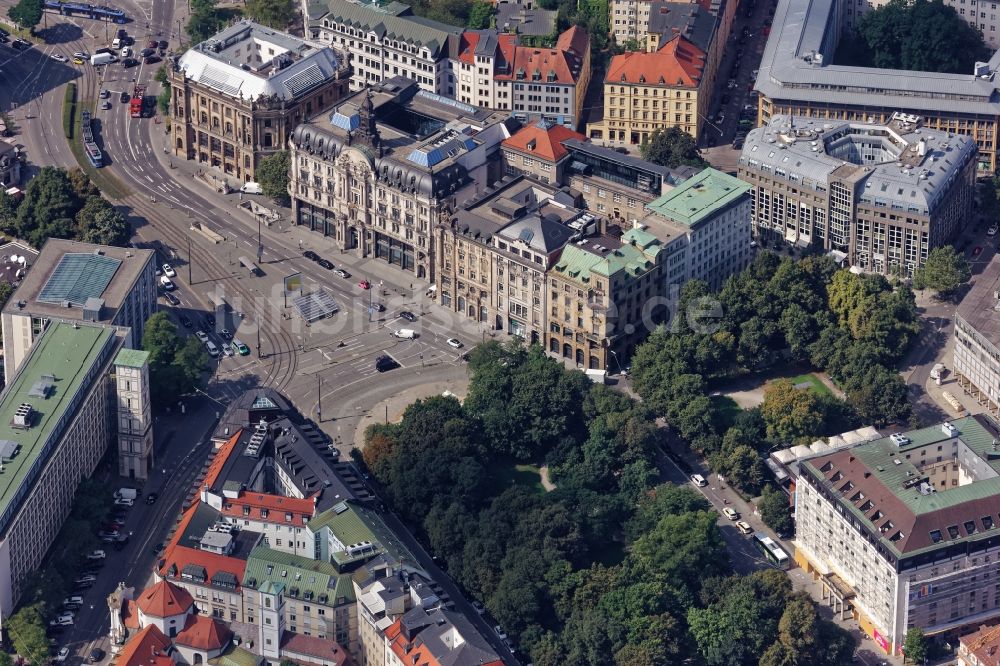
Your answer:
(90, 52), (116, 66)
(114, 488), (137, 501)
(930, 363), (946, 381)
(130, 84), (145, 118)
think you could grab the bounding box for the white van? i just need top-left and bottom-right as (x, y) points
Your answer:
(90, 52), (116, 66)
(393, 328), (416, 339)
(930, 363), (946, 380)
(206, 341), (219, 358)
(690, 473), (707, 487)
(159, 275), (175, 290)
(240, 182), (263, 194)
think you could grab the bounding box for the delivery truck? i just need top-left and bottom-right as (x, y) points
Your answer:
(114, 488), (137, 501)
(90, 52), (116, 66)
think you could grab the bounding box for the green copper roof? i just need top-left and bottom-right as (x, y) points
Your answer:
(245, 546), (355, 606)
(309, 501), (420, 569)
(209, 645), (262, 666)
(646, 167), (750, 227)
(553, 230), (662, 286)
(114, 348), (149, 369)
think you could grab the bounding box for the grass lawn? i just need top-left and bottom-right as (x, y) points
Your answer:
(787, 373), (832, 396)
(495, 462), (545, 493)
(711, 395), (742, 429)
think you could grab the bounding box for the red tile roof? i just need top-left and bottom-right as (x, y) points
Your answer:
(203, 430), (243, 489)
(174, 615), (233, 651)
(220, 492), (315, 525)
(605, 34), (705, 86)
(137, 580), (194, 618)
(961, 624), (1000, 665)
(280, 632), (353, 666)
(502, 122), (586, 162)
(457, 31), (480, 66)
(118, 625), (174, 666)
(159, 545), (247, 591)
(384, 618), (502, 666)
(497, 27), (589, 85)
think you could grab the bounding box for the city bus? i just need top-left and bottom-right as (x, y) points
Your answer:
(752, 532), (790, 569)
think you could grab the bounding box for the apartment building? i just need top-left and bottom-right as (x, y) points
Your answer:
(738, 114), (977, 276)
(453, 31), (517, 112)
(645, 2), (721, 98)
(756, 0), (1000, 172)
(794, 415), (1000, 656)
(288, 77), (516, 282)
(587, 35), (708, 145)
(0, 323), (150, 628)
(954, 257), (1000, 418)
(169, 21), (350, 182)
(641, 167), (752, 290)
(384, 606), (503, 666)
(1, 240), (156, 384)
(306, 0), (460, 95)
(501, 120), (586, 183)
(959, 624), (1000, 666)
(437, 175), (597, 338)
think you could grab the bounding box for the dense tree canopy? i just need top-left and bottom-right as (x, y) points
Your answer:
(187, 0), (224, 44)
(913, 245), (972, 297)
(245, 0), (296, 28)
(256, 150), (291, 205)
(857, 0), (988, 72)
(141, 312), (209, 399)
(640, 127), (709, 169)
(7, 0), (42, 31)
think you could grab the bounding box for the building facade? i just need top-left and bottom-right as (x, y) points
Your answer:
(738, 114), (977, 276)
(169, 21), (350, 183)
(794, 416), (1000, 656)
(587, 35), (708, 145)
(114, 349), (154, 480)
(501, 121), (587, 183)
(1, 240), (156, 384)
(954, 257), (1000, 418)
(756, 0), (1000, 172)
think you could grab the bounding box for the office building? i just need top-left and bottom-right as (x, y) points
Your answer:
(169, 21), (350, 182)
(288, 77), (516, 281)
(794, 415), (1000, 656)
(755, 0), (1000, 172)
(501, 120), (587, 183)
(1, 240), (155, 385)
(0, 322), (153, 627)
(738, 114), (977, 276)
(641, 167), (752, 290)
(306, 0), (461, 95)
(587, 35), (709, 144)
(954, 257), (1000, 418)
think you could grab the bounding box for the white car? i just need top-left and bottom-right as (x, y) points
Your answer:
(119, 46), (130, 58)
(159, 276), (175, 291)
(73, 51), (88, 59)
(989, 225), (998, 237)
(50, 53), (67, 62)
(55, 647), (70, 662)
(446, 338), (463, 349)
(162, 263), (176, 277)
(62, 596), (83, 606)
(195, 330), (209, 343)
(494, 625), (508, 641)
(722, 507), (739, 521)
(690, 473), (707, 487)
(86, 549), (106, 560)
(56, 611), (75, 622)
(115, 497), (134, 507)
(736, 520), (753, 535)
(222, 343), (234, 357)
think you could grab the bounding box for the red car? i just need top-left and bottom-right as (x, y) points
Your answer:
(358, 280), (371, 289)
(972, 245), (983, 257)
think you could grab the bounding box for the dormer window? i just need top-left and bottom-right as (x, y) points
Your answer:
(261, 509), (269, 519)
(947, 525), (960, 539)
(639, 74), (645, 83)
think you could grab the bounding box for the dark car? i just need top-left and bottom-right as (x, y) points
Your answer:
(375, 355), (399, 372)
(121, 91), (131, 103)
(123, 36), (134, 46)
(152, 542), (164, 556)
(163, 292), (180, 306)
(140, 47), (154, 58)
(11, 39), (30, 51)
(178, 314), (192, 328)
(317, 258), (334, 270)
(89, 648), (105, 663)
(303, 250), (319, 261)
(732, 138), (744, 149)
(146, 492), (158, 504)
(122, 57), (139, 68)
(143, 55), (159, 65)
(146, 40), (157, 50)
(372, 302), (385, 312)
(157, 40), (168, 50)
(399, 311), (417, 322)
(116, 28), (127, 38)
(206, 314), (216, 327)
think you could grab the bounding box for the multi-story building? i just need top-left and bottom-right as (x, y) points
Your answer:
(384, 606), (503, 666)
(306, 0), (461, 95)
(114, 349), (154, 480)
(453, 31), (518, 112)
(644, 1), (721, 99)
(495, 3), (557, 39)
(587, 35), (708, 145)
(438, 175), (597, 338)
(959, 624), (1000, 666)
(794, 415), (1000, 656)
(169, 20), (350, 183)
(641, 167), (752, 290)
(288, 77), (516, 281)
(501, 120), (587, 183)
(611, 0), (737, 62)
(738, 114), (977, 276)
(1, 240), (156, 384)
(0, 141), (21, 190)
(756, 0), (1000, 172)
(954, 257), (1000, 418)
(0, 323), (153, 629)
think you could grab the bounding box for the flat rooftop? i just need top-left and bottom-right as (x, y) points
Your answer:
(0, 323), (116, 533)
(3, 240), (153, 323)
(801, 415), (1000, 556)
(957, 256), (1000, 345)
(646, 167), (749, 227)
(0, 242), (37, 293)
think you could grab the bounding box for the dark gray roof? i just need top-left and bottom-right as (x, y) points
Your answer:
(396, 605), (502, 666)
(308, 0), (460, 57)
(496, 3), (557, 37)
(562, 138), (677, 178)
(646, 1), (717, 52)
(957, 257), (1000, 346)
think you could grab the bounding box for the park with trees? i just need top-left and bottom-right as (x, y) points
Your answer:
(362, 339), (856, 665)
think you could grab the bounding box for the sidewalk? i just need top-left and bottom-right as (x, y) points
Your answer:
(351, 378), (469, 450)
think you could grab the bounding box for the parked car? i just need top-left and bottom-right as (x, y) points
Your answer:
(690, 473), (707, 487)
(722, 507), (739, 520)
(471, 601), (485, 614)
(157, 40), (168, 50)
(86, 550), (106, 560)
(145, 492), (158, 504)
(162, 263), (176, 277)
(178, 314), (192, 328)
(220, 328), (232, 340)
(55, 648), (70, 662)
(447, 338), (463, 348)
(75, 574), (97, 584)
(303, 250), (319, 261)
(317, 258), (334, 270)
(63, 596), (83, 606)
(222, 343), (234, 357)
(49, 618), (73, 627)
(195, 330), (209, 343)
(399, 311), (417, 322)
(49, 53), (67, 62)
(494, 626), (508, 641)
(114, 497), (134, 507)
(89, 648), (105, 663)
(736, 520), (753, 535)
(159, 276), (175, 291)
(334, 268), (350, 278)
(163, 292), (180, 306)
(358, 280), (371, 289)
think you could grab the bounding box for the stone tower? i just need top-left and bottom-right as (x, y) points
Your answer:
(114, 349), (154, 479)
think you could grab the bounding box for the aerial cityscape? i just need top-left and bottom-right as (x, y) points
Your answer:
(0, 0), (997, 661)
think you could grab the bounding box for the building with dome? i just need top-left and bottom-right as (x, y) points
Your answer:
(168, 21), (351, 183)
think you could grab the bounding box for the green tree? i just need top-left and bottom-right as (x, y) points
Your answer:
(7, 0), (42, 31)
(0, 649), (14, 666)
(172, 337), (209, 394)
(6, 603), (49, 664)
(141, 312), (187, 398)
(639, 127), (708, 169)
(760, 379), (824, 444)
(245, 0), (296, 29)
(187, 0), (224, 44)
(844, 366), (910, 426)
(467, 0), (493, 28)
(15, 166), (83, 247)
(758, 484), (793, 537)
(76, 196), (130, 246)
(0, 190), (21, 233)
(157, 84), (172, 116)
(912, 245), (971, 297)
(857, 0), (987, 73)
(256, 150), (291, 205)
(903, 627), (927, 664)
